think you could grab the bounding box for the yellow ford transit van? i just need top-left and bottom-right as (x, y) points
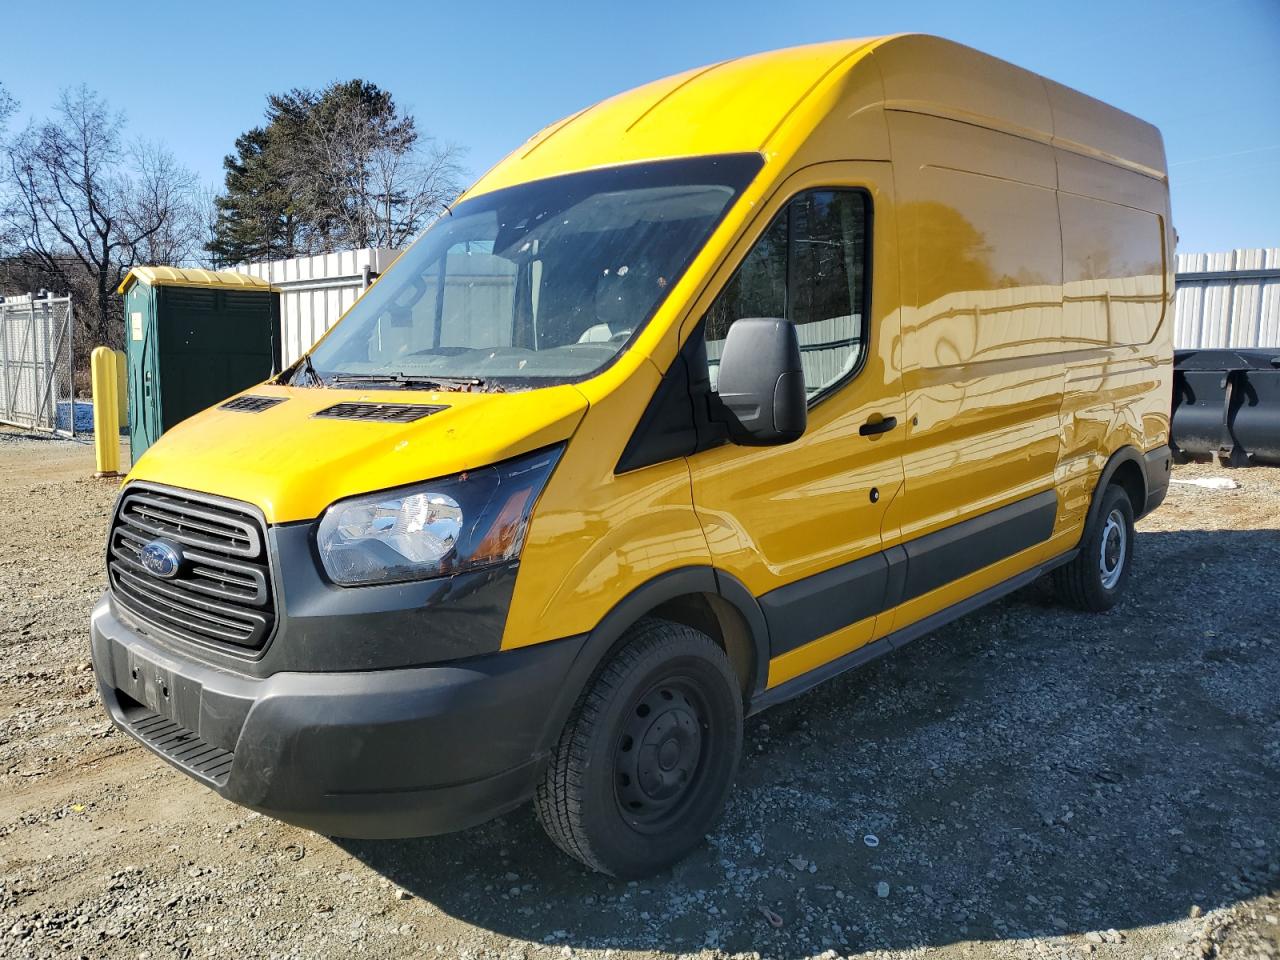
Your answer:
(91, 35), (1174, 877)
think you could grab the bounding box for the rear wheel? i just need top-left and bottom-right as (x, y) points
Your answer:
(535, 618), (743, 877)
(1053, 484), (1135, 611)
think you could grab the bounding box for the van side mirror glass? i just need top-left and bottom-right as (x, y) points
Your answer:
(714, 318), (807, 445)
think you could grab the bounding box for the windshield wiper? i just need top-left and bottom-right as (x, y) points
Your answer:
(328, 372), (487, 391)
(295, 353), (325, 387)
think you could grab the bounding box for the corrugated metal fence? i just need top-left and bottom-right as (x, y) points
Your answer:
(1174, 248), (1280, 349)
(237, 246), (1280, 365)
(237, 248), (401, 367)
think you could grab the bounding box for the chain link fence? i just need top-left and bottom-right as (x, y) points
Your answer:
(0, 294), (76, 435)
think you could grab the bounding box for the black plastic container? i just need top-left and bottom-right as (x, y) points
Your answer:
(1171, 348), (1280, 466)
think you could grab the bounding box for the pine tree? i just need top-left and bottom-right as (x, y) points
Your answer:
(206, 127), (299, 265)
(207, 81), (463, 264)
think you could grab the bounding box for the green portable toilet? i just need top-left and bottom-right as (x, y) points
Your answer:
(118, 267), (281, 461)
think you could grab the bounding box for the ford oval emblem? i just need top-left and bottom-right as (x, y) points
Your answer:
(140, 539), (183, 579)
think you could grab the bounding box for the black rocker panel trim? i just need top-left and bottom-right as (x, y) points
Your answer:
(748, 549), (1077, 715)
(760, 552), (889, 657)
(762, 490), (1058, 658)
(899, 489), (1058, 602)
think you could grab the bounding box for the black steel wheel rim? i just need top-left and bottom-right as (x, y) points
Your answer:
(612, 675), (711, 833)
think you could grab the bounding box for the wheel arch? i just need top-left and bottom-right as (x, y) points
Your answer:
(1087, 446), (1147, 535)
(534, 566), (770, 759)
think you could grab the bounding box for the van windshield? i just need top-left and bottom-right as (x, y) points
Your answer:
(297, 154), (763, 389)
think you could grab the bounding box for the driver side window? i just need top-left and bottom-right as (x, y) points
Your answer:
(704, 189), (869, 400)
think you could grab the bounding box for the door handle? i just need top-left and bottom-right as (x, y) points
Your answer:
(859, 415), (898, 437)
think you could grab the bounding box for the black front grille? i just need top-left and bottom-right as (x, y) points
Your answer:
(314, 401), (446, 423)
(107, 485), (275, 651)
(221, 395), (285, 413)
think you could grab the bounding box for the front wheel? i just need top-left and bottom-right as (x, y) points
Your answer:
(534, 618), (743, 877)
(1053, 484), (1135, 611)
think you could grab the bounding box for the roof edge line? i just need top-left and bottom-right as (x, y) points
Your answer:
(882, 98), (1165, 181)
(757, 39), (881, 150)
(1049, 133), (1168, 183)
(520, 106), (593, 161)
(624, 58), (736, 133)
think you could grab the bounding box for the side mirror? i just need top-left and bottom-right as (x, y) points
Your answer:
(714, 318), (807, 446)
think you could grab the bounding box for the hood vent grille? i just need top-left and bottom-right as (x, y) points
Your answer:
(314, 402), (447, 423)
(221, 395), (285, 413)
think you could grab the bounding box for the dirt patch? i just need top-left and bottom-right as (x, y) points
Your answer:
(0, 434), (1276, 960)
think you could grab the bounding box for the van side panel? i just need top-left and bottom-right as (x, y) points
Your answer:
(1044, 77), (1174, 488)
(1055, 148), (1174, 531)
(1060, 195), (1166, 349)
(877, 107), (1068, 634)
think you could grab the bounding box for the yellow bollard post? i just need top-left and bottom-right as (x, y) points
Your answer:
(91, 346), (121, 478)
(114, 348), (128, 434)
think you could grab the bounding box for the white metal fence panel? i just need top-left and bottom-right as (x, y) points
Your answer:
(0, 294), (75, 435)
(239, 245), (1280, 363)
(706, 313), (863, 397)
(237, 248), (402, 367)
(1175, 248), (1280, 349)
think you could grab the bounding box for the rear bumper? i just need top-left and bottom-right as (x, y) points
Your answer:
(90, 594), (586, 838)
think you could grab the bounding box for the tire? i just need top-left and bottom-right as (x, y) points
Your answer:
(1053, 484), (1135, 611)
(534, 617), (743, 877)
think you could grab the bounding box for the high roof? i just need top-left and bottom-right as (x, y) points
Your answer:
(117, 266), (277, 295)
(464, 34), (1165, 200)
(465, 37), (882, 197)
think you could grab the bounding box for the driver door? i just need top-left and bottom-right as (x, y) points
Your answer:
(683, 162), (905, 689)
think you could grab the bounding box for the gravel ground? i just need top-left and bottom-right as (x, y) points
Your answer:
(0, 429), (1277, 960)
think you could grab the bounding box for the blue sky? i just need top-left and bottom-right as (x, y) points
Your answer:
(3, 0), (1277, 254)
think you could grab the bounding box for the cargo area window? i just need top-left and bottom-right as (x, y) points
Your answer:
(704, 189), (868, 401)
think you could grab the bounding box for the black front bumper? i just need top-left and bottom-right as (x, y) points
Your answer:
(90, 595), (587, 838)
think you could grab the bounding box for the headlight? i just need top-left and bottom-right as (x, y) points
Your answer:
(316, 445), (562, 586)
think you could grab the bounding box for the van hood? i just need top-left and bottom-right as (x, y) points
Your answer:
(125, 384), (589, 524)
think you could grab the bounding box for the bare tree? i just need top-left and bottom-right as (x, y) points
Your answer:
(0, 83), (18, 260)
(366, 134), (465, 248)
(280, 82), (465, 253)
(0, 86), (202, 347)
(125, 140), (201, 267)
(191, 182), (223, 267)
(0, 82), (14, 134)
